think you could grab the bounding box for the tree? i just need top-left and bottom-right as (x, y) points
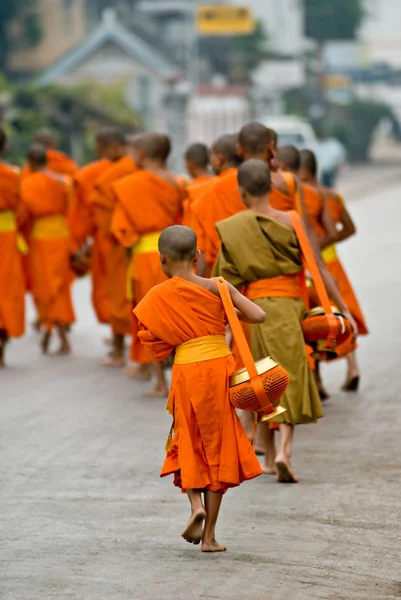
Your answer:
(304, 0), (365, 41)
(0, 1), (41, 72)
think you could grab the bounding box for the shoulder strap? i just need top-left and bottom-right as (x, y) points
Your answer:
(288, 211), (337, 343)
(214, 277), (275, 412)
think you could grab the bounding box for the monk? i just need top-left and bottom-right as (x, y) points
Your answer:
(134, 225), (263, 551)
(90, 129), (138, 366)
(0, 129), (26, 366)
(194, 122), (320, 278)
(112, 133), (184, 395)
(20, 145), (75, 354)
(214, 159), (356, 483)
(23, 128), (78, 177)
(299, 149), (369, 392)
(183, 143), (213, 227)
(69, 130), (112, 324)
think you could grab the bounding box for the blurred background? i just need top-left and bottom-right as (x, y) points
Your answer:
(1, 0), (401, 173)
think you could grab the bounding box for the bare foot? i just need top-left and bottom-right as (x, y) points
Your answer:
(262, 465), (277, 475)
(201, 539), (227, 553)
(32, 319), (41, 333)
(40, 331), (51, 355)
(52, 343), (71, 356)
(314, 371), (330, 401)
(125, 364), (151, 381)
(144, 386), (169, 398)
(101, 354), (125, 367)
(341, 375), (360, 392)
(275, 455), (298, 483)
(103, 336), (113, 347)
(181, 508), (206, 544)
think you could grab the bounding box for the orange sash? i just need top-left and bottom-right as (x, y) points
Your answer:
(245, 273), (303, 301)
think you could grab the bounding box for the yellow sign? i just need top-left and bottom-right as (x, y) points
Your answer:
(196, 5), (255, 36)
(323, 75), (351, 89)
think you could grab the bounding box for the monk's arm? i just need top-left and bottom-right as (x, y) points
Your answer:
(110, 204), (140, 247)
(137, 324), (173, 361)
(318, 195), (338, 250)
(227, 283), (266, 324)
(335, 205), (356, 244)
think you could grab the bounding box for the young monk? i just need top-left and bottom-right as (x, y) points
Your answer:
(134, 225), (264, 551)
(90, 129), (138, 366)
(27, 128), (78, 177)
(214, 159), (356, 483)
(0, 129), (26, 366)
(111, 133), (184, 396)
(69, 130), (112, 324)
(183, 143), (213, 227)
(20, 145), (75, 354)
(299, 149), (369, 392)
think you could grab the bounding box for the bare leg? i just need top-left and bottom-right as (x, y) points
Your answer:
(181, 489), (206, 544)
(260, 424), (277, 474)
(40, 329), (52, 355)
(54, 324), (71, 355)
(240, 412), (265, 455)
(125, 363), (152, 381)
(314, 361), (329, 401)
(145, 362), (169, 397)
(275, 424), (298, 483)
(202, 490), (226, 552)
(342, 352), (360, 391)
(102, 333), (125, 367)
(0, 330), (8, 367)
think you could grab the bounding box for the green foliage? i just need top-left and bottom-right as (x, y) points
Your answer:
(304, 0), (365, 41)
(0, 1), (42, 71)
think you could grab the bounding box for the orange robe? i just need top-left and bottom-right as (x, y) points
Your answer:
(112, 171), (183, 363)
(323, 192), (368, 336)
(0, 164), (26, 337)
(182, 174), (213, 228)
(134, 277), (262, 492)
(22, 149), (78, 178)
(90, 156), (137, 336)
(70, 159), (111, 324)
(20, 171), (75, 329)
(301, 184), (325, 237)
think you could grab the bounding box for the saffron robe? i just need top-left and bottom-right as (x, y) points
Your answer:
(112, 171), (183, 363)
(214, 211), (323, 426)
(0, 164), (26, 337)
(90, 156), (137, 336)
(20, 171), (75, 328)
(70, 159), (111, 324)
(134, 277), (262, 492)
(182, 174), (213, 228)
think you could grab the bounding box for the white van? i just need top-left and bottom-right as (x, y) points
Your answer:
(258, 115), (318, 150)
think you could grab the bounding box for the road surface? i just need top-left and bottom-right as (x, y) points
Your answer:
(1, 169), (401, 600)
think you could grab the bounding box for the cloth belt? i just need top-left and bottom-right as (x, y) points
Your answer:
(321, 244), (338, 263)
(245, 272), (303, 300)
(174, 335), (231, 365)
(132, 231), (162, 255)
(31, 215), (69, 239)
(0, 210), (28, 254)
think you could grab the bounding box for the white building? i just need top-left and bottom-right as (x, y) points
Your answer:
(360, 0), (401, 69)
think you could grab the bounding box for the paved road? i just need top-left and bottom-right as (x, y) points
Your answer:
(1, 172), (401, 600)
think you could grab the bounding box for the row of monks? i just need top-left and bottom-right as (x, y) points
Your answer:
(0, 122), (369, 535)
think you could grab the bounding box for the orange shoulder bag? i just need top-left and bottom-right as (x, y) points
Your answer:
(288, 211), (355, 360)
(214, 277), (289, 423)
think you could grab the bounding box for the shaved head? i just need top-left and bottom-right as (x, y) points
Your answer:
(34, 128), (56, 149)
(238, 122), (275, 158)
(185, 143), (209, 168)
(277, 145), (300, 173)
(238, 159), (271, 197)
(0, 128), (6, 154)
(97, 127), (125, 146)
(136, 133), (171, 161)
(212, 134), (241, 165)
(159, 225), (197, 262)
(300, 149), (318, 178)
(27, 143), (47, 167)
